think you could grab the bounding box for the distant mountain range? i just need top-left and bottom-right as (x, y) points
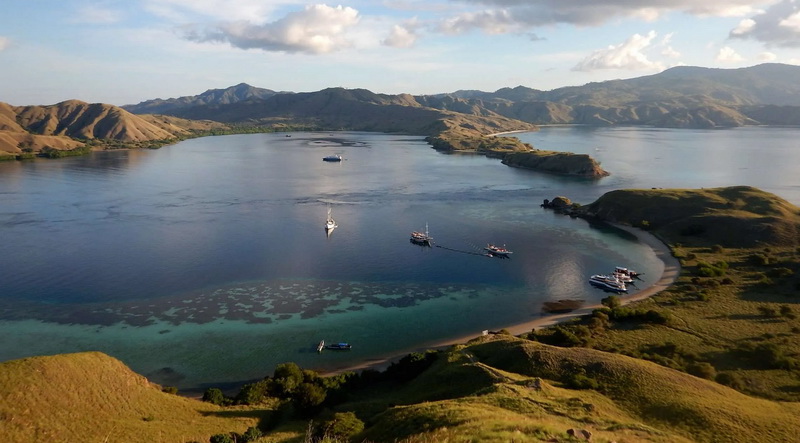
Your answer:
(121, 63), (800, 129)
(3, 63), (800, 156)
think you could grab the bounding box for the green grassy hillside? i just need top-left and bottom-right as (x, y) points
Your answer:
(0, 352), (261, 442)
(580, 186), (800, 247)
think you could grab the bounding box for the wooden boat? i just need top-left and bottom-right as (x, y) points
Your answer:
(410, 223), (432, 246)
(484, 244), (512, 256)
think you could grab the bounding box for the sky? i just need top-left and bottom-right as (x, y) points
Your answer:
(2, 0), (800, 106)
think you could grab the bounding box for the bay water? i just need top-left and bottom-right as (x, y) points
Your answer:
(0, 127), (797, 390)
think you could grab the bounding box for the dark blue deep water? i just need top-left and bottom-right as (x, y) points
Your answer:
(0, 127), (797, 389)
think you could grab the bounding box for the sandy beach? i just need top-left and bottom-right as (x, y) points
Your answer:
(322, 224), (680, 376)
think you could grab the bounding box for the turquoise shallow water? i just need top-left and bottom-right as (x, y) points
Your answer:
(1, 127), (796, 389)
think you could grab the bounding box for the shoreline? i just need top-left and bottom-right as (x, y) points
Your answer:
(321, 223), (681, 376)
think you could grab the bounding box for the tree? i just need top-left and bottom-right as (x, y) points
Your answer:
(242, 426), (263, 442)
(293, 382), (327, 414)
(272, 362), (305, 397)
(601, 295), (621, 309)
(202, 388), (226, 405)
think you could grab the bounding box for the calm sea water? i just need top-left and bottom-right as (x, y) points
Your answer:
(0, 127), (797, 389)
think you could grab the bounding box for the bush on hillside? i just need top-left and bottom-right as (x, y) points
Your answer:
(317, 412), (365, 441)
(235, 379), (271, 405)
(292, 382), (327, 416)
(209, 433), (234, 443)
(272, 362), (305, 397)
(242, 426), (263, 442)
(202, 388), (227, 406)
(715, 372), (745, 390)
(687, 362), (717, 380)
(383, 350), (439, 382)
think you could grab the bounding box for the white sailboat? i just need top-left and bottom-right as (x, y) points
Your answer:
(325, 206), (337, 232)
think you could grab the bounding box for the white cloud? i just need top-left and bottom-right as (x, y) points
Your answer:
(659, 32), (681, 58)
(144, 0), (279, 23)
(572, 31), (664, 72)
(437, 0), (759, 34)
(731, 18), (756, 35)
(184, 4), (360, 54)
(383, 23), (418, 48)
(779, 11), (800, 31)
(729, 0), (800, 47)
(758, 51), (778, 61)
(0, 37), (9, 51)
(72, 5), (123, 24)
(716, 46), (745, 62)
(439, 9), (518, 34)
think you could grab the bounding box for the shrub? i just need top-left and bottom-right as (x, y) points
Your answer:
(601, 295), (621, 309)
(202, 388), (226, 406)
(716, 372), (744, 390)
(161, 386), (178, 395)
(318, 412), (365, 441)
(272, 362), (305, 397)
(780, 305), (794, 318)
(564, 373), (600, 390)
(242, 426), (263, 442)
(236, 379), (271, 405)
(710, 244), (724, 253)
(209, 434), (234, 443)
(292, 382), (327, 415)
(383, 350), (439, 382)
(687, 362), (717, 380)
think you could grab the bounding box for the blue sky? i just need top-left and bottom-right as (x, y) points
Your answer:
(2, 0), (800, 106)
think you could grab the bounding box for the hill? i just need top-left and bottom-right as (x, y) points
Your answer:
(441, 63), (800, 128)
(123, 83), (278, 115)
(578, 186), (800, 247)
(121, 64), (800, 130)
(0, 352), (260, 442)
(0, 100), (228, 156)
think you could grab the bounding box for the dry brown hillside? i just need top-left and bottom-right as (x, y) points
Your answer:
(0, 101), (228, 156)
(14, 100), (176, 141)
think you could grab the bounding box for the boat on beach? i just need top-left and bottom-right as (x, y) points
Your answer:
(484, 244), (513, 256)
(323, 155), (343, 162)
(614, 266), (640, 279)
(589, 274), (628, 293)
(410, 223), (433, 246)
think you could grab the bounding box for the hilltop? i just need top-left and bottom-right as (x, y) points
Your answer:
(0, 352), (260, 442)
(578, 186), (800, 247)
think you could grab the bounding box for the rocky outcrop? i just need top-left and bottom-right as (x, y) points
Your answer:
(502, 150), (608, 178)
